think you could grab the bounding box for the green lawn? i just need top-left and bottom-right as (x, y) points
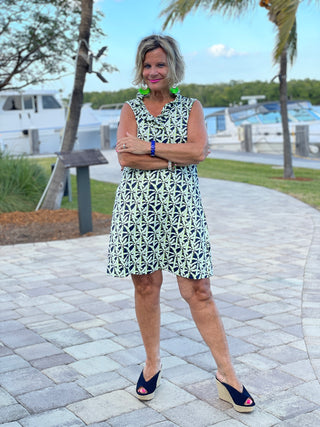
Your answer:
(34, 156), (320, 213)
(198, 158), (320, 211)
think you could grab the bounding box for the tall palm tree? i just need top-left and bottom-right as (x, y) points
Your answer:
(39, 0), (94, 209)
(161, 0), (317, 178)
(263, 0), (298, 178)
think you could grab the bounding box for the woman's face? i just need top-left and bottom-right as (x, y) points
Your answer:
(142, 47), (170, 92)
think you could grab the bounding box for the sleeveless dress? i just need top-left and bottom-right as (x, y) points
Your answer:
(106, 92), (213, 279)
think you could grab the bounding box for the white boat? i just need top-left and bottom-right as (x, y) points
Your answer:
(205, 99), (320, 155)
(0, 90), (118, 155)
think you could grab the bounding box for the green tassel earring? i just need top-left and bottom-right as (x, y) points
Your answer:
(139, 87), (150, 95)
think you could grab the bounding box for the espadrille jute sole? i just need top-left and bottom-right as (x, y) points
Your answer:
(216, 377), (255, 413)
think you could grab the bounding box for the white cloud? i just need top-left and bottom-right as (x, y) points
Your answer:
(208, 44), (245, 58)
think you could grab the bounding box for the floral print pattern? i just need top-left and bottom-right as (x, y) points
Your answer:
(106, 93), (213, 279)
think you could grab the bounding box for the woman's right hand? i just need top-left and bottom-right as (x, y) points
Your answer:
(116, 132), (150, 155)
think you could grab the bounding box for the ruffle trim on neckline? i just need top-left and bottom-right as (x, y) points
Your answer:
(136, 90), (180, 101)
(136, 92), (181, 118)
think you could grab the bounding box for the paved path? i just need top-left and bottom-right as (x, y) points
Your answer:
(1, 150), (320, 426)
(210, 150), (320, 169)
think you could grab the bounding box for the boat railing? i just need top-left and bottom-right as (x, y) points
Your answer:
(99, 103), (124, 110)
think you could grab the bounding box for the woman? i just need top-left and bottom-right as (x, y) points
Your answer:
(106, 34), (255, 413)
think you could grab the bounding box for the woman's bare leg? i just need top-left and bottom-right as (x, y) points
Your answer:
(132, 270), (163, 388)
(177, 276), (242, 391)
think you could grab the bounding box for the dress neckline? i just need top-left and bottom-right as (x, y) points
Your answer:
(137, 92), (180, 118)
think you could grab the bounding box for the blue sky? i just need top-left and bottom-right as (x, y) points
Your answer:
(55, 0), (320, 95)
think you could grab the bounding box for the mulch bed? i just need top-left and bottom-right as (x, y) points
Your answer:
(0, 209), (112, 245)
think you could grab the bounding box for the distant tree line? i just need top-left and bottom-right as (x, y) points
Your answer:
(83, 79), (320, 108)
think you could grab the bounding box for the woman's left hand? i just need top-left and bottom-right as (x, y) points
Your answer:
(116, 132), (150, 155)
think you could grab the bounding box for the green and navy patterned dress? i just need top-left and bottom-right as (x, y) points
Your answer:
(106, 92), (213, 279)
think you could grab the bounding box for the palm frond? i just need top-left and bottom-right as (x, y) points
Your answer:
(160, 0), (203, 29)
(207, 0), (255, 16)
(160, 0), (255, 30)
(160, 0), (318, 66)
(287, 20), (297, 64)
(271, 0), (299, 63)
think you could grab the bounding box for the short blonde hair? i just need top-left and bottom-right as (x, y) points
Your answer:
(133, 35), (185, 87)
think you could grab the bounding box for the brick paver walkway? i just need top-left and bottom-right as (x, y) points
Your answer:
(1, 150), (320, 426)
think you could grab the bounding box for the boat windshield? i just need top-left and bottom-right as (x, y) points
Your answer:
(24, 96), (33, 109)
(42, 95), (62, 109)
(231, 108), (257, 123)
(258, 112), (282, 124)
(289, 108), (320, 122)
(3, 96), (22, 110)
(234, 116), (260, 125)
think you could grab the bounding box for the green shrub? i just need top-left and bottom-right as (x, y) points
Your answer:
(0, 152), (48, 213)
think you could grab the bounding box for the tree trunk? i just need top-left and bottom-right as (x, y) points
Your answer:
(279, 48), (295, 178)
(39, 0), (93, 210)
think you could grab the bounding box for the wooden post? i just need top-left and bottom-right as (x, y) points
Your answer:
(76, 166), (92, 234)
(241, 124), (253, 152)
(295, 125), (309, 157)
(29, 128), (40, 154)
(100, 124), (110, 149)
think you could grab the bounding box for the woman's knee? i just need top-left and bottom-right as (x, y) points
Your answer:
(132, 271), (162, 297)
(178, 277), (212, 304)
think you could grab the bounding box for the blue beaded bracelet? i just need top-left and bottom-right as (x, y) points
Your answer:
(150, 140), (156, 156)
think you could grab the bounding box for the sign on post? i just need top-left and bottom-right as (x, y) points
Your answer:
(57, 149), (108, 235)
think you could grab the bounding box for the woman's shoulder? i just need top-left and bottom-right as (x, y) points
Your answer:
(177, 93), (198, 108)
(126, 96), (139, 105)
(125, 92), (145, 107)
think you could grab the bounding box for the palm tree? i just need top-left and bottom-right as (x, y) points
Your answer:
(39, 0), (94, 209)
(161, 0), (317, 179)
(264, 0), (298, 178)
